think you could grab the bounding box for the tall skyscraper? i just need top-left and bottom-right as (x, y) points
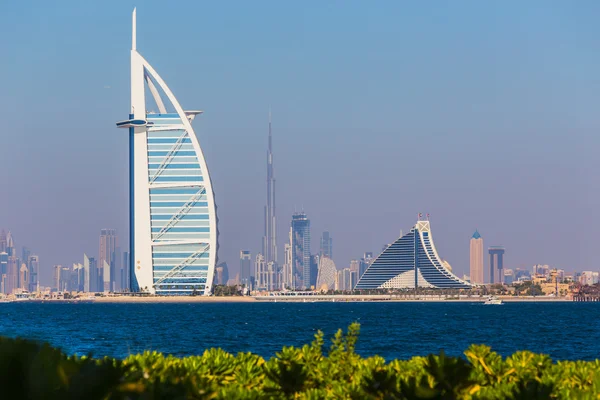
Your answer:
(28, 255), (39, 292)
(291, 212), (311, 289)
(0, 252), (7, 294)
(116, 9), (217, 295)
(19, 264), (28, 290)
(310, 254), (319, 288)
(215, 262), (229, 285)
(359, 252), (373, 280)
(83, 254), (99, 292)
(282, 240), (293, 289)
(469, 230), (484, 284)
(83, 254), (91, 292)
(99, 229), (118, 292)
(121, 251), (130, 292)
(72, 263), (84, 292)
(0, 231), (7, 253)
(102, 260), (111, 292)
(319, 231), (332, 259)
(489, 247), (505, 284)
(349, 259), (359, 274)
(21, 247), (30, 266)
(53, 265), (63, 291)
(263, 110), (277, 265)
(239, 250), (252, 287)
(6, 255), (17, 294)
(6, 232), (14, 257)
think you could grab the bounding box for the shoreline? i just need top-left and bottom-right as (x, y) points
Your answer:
(4, 295), (578, 303)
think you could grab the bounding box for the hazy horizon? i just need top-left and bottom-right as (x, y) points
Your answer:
(0, 1), (598, 285)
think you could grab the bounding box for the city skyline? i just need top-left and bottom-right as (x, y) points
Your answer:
(0, 2), (598, 285)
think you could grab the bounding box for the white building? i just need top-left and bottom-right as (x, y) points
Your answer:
(117, 9), (217, 295)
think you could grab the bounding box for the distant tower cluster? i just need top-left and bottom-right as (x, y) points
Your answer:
(469, 230), (484, 284)
(0, 231), (39, 295)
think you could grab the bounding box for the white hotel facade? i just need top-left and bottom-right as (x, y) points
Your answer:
(117, 9), (217, 295)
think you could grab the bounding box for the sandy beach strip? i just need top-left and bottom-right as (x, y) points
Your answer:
(93, 296), (256, 303)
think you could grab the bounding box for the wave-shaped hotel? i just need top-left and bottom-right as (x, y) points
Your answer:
(117, 10), (217, 295)
(355, 219), (471, 290)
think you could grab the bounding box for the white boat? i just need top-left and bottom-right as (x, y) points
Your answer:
(484, 296), (503, 305)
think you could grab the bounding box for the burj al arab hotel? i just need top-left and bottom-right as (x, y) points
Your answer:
(117, 9), (217, 295)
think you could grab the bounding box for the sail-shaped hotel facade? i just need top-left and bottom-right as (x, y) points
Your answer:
(117, 9), (217, 295)
(355, 219), (472, 290)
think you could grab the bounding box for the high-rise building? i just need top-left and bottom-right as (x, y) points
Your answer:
(253, 254), (269, 290)
(282, 240), (293, 289)
(53, 265), (63, 291)
(316, 256), (336, 292)
(215, 262), (229, 285)
(19, 263), (28, 290)
(263, 110), (278, 266)
(254, 254), (279, 291)
(21, 247), (30, 266)
(254, 254), (265, 290)
(350, 259), (359, 274)
(28, 255), (39, 292)
(310, 255), (319, 289)
(99, 229), (118, 292)
(0, 252), (7, 294)
(291, 212), (311, 289)
(0, 231), (6, 253)
(359, 252), (373, 280)
(116, 9), (217, 295)
(6, 255), (18, 294)
(356, 219), (472, 290)
(320, 232), (332, 259)
(239, 250), (252, 287)
(469, 230), (484, 284)
(489, 247), (505, 284)
(336, 268), (356, 291)
(83, 254), (91, 292)
(6, 232), (14, 257)
(121, 251), (129, 291)
(72, 263), (84, 292)
(83, 254), (99, 292)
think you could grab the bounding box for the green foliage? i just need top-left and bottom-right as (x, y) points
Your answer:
(513, 281), (544, 296)
(2, 325), (600, 399)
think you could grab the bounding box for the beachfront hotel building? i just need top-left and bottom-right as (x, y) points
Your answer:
(117, 9), (217, 295)
(355, 219), (471, 290)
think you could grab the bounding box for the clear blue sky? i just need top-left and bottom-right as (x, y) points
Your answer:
(0, 1), (598, 284)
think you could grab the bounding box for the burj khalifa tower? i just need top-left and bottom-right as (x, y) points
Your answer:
(262, 110), (277, 265)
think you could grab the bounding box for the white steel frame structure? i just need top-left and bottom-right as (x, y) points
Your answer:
(117, 9), (217, 295)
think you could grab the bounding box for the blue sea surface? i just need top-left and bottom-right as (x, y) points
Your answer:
(0, 302), (597, 360)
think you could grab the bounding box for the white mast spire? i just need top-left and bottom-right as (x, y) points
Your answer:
(132, 8), (137, 51)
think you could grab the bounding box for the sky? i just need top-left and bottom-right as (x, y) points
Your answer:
(0, 1), (599, 285)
